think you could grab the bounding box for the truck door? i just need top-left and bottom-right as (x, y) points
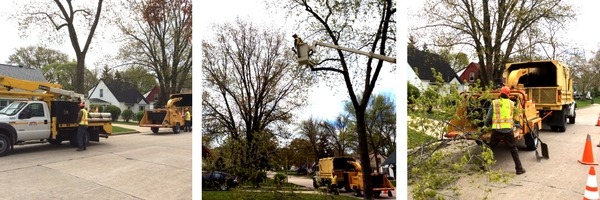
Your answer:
(15, 102), (51, 141)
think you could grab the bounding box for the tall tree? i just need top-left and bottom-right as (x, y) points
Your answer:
(439, 50), (470, 72)
(17, 0), (104, 93)
(421, 0), (574, 85)
(285, 0), (395, 198)
(345, 94), (396, 172)
(119, 66), (158, 94)
(202, 18), (311, 178)
(115, 0), (192, 106)
(42, 62), (98, 92)
(7, 46), (70, 69)
(321, 115), (353, 157)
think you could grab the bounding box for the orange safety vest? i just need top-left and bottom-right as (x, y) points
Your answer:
(79, 108), (88, 126)
(491, 98), (514, 129)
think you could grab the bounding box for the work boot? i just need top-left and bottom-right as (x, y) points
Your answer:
(516, 168), (526, 175)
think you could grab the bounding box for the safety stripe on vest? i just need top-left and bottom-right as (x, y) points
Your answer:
(492, 99), (514, 129)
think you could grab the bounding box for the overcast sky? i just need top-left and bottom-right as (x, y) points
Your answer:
(406, 0), (600, 59)
(200, 0), (397, 122)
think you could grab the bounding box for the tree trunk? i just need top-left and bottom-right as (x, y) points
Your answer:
(356, 108), (373, 200)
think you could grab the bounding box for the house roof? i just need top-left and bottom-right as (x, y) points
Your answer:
(407, 47), (460, 83)
(0, 64), (47, 82)
(89, 98), (110, 104)
(382, 149), (396, 166)
(105, 80), (149, 104)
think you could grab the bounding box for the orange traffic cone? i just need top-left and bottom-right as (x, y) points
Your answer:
(580, 134), (599, 165)
(596, 114), (600, 126)
(584, 166), (600, 200)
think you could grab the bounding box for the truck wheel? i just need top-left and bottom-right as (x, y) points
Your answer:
(353, 187), (361, 197)
(388, 190), (393, 197)
(48, 139), (62, 145)
(525, 125), (539, 151)
(374, 191), (381, 197)
(151, 127), (159, 133)
(173, 123), (181, 134)
(0, 134), (11, 157)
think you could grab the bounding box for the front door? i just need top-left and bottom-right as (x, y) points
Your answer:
(16, 103), (50, 141)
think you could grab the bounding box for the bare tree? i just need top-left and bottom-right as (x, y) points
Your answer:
(115, 0), (192, 106)
(283, 0), (395, 198)
(16, 0), (104, 93)
(202, 18), (312, 176)
(420, 0), (575, 85)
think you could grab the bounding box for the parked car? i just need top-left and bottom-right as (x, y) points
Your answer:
(297, 167), (308, 175)
(202, 171), (238, 191)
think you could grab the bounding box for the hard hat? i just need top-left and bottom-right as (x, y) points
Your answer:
(79, 102), (85, 108)
(500, 86), (510, 95)
(292, 34), (298, 38)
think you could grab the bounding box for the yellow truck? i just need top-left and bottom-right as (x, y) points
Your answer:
(139, 93), (191, 133)
(0, 76), (112, 156)
(445, 88), (543, 150)
(504, 60), (576, 132)
(312, 157), (395, 197)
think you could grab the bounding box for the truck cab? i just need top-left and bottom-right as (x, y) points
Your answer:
(1, 101), (51, 142)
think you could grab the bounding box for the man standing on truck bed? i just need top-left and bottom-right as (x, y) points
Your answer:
(76, 102), (88, 151)
(485, 86), (526, 175)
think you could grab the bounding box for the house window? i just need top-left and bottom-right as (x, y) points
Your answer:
(469, 72), (475, 82)
(139, 106), (145, 111)
(100, 89), (103, 98)
(154, 95), (158, 101)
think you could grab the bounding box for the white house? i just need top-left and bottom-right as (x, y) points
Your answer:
(407, 47), (465, 94)
(88, 80), (149, 117)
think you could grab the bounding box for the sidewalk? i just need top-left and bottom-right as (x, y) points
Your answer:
(111, 123), (147, 134)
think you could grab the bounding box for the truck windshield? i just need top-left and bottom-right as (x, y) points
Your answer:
(0, 102), (27, 116)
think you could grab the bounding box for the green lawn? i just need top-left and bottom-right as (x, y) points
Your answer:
(111, 125), (136, 134)
(576, 97), (600, 109)
(201, 191), (358, 200)
(112, 121), (140, 126)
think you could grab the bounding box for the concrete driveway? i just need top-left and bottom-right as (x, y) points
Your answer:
(0, 128), (191, 200)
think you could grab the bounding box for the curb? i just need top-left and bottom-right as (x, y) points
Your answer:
(111, 131), (141, 136)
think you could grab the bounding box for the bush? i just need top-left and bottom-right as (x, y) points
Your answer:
(90, 105), (104, 112)
(136, 111), (144, 121)
(408, 83), (420, 104)
(104, 105), (121, 121)
(273, 173), (287, 186)
(121, 109), (134, 122)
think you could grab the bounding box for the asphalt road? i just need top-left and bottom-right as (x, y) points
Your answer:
(0, 126), (192, 200)
(268, 172), (396, 199)
(434, 104), (600, 199)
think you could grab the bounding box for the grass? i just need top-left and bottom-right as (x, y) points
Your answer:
(575, 97), (600, 109)
(408, 127), (436, 149)
(111, 125), (137, 134)
(112, 121), (140, 126)
(201, 191), (358, 200)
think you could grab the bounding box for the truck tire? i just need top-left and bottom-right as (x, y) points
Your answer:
(0, 134), (11, 157)
(48, 139), (62, 145)
(374, 191), (382, 197)
(353, 187), (361, 197)
(388, 190), (393, 197)
(173, 123), (181, 134)
(525, 125), (539, 151)
(151, 127), (159, 133)
(558, 109), (567, 132)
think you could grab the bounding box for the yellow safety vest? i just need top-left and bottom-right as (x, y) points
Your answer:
(79, 109), (88, 126)
(184, 111), (191, 121)
(491, 98), (514, 129)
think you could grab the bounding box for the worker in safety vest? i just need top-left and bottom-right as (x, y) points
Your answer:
(485, 86), (526, 175)
(76, 101), (88, 151)
(183, 107), (191, 132)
